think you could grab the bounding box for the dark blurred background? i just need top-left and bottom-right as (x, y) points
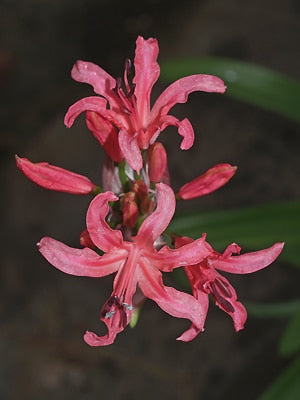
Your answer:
(1, 1), (299, 399)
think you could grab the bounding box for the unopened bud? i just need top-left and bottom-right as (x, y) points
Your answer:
(122, 192), (139, 228)
(148, 142), (168, 183)
(79, 229), (96, 249)
(178, 164), (237, 200)
(15, 155), (98, 194)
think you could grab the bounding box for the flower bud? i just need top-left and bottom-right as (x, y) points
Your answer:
(79, 229), (96, 249)
(122, 192), (139, 228)
(178, 164), (237, 200)
(86, 111), (123, 162)
(16, 155), (98, 194)
(148, 142), (167, 183)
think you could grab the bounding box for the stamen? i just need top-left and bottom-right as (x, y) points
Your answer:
(125, 58), (132, 75)
(126, 83), (136, 98)
(122, 302), (133, 311)
(105, 310), (116, 319)
(113, 77), (122, 93)
(120, 106), (132, 115)
(124, 58), (132, 94)
(214, 278), (232, 298)
(210, 281), (235, 313)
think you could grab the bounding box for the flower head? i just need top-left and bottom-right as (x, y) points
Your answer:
(175, 236), (284, 342)
(64, 36), (226, 172)
(38, 184), (212, 346)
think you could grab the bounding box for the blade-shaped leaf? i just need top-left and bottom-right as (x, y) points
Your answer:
(258, 357), (300, 400)
(160, 57), (300, 123)
(170, 201), (300, 266)
(246, 300), (300, 318)
(279, 310), (300, 356)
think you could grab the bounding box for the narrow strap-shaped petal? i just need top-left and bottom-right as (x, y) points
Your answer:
(149, 234), (213, 271)
(64, 96), (109, 127)
(16, 156), (97, 194)
(178, 163), (237, 200)
(118, 129), (143, 172)
(86, 111), (123, 162)
(151, 74), (226, 120)
(157, 115), (195, 150)
(133, 36), (160, 127)
(38, 237), (125, 277)
(136, 183), (175, 246)
(86, 192), (124, 252)
(71, 60), (117, 107)
(84, 257), (139, 346)
(176, 290), (209, 342)
(213, 242), (284, 274)
(138, 260), (206, 336)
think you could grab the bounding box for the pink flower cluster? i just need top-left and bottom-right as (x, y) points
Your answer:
(16, 36), (284, 346)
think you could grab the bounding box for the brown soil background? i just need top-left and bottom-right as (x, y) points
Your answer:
(1, 1), (299, 399)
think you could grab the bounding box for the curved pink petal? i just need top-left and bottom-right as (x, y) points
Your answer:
(202, 271), (247, 331)
(84, 253), (139, 346)
(118, 128), (143, 172)
(38, 237), (125, 277)
(228, 301), (247, 331)
(178, 163), (237, 200)
(212, 242), (284, 274)
(150, 234), (213, 271)
(16, 156), (97, 194)
(64, 96), (108, 127)
(138, 260), (206, 337)
(177, 290), (208, 342)
(136, 183), (175, 246)
(86, 111), (123, 162)
(151, 74), (226, 120)
(133, 36), (160, 127)
(158, 115), (195, 150)
(84, 291), (132, 346)
(177, 118), (195, 150)
(86, 192), (124, 252)
(71, 60), (117, 105)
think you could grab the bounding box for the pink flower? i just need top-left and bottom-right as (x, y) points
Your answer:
(38, 184), (213, 346)
(16, 155), (98, 195)
(175, 236), (284, 342)
(64, 36), (226, 172)
(177, 163), (237, 200)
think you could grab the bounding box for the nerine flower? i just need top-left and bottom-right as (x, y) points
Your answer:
(38, 184), (213, 346)
(64, 36), (226, 172)
(175, 236), (284, 341)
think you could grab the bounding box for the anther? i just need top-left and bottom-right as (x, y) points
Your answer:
(112, 77), (123, 93)
(122, 302), (133, 311)
(210, 281), (235, 313)
(214, 278), (232, 299)
(125, 58), (132, 75)
(105, 310), (116, 319)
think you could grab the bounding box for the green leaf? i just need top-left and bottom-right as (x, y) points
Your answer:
(246, 301), (300, 319)
(160, 57), (300, 123)
(259, 357), (300, 400)
(279, 311), (300, 356)
(170, 201), (300, 266)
